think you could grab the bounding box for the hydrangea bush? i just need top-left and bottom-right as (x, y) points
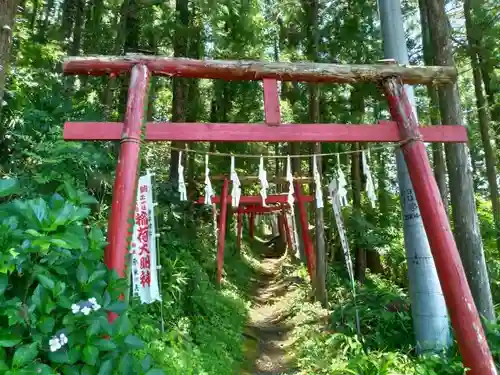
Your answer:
(0, 179), (163, 374)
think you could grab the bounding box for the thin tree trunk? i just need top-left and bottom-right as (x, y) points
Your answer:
(464, 0), (500, 252)
(419, 0), (449, 212)
(169, 0), (190, 186)
(425, 0), (495, 322)
(69, 0), (85, 56)
(0, 0), (18, 123)
(303, 0), (327, 306)
(102, 0), (128, 119)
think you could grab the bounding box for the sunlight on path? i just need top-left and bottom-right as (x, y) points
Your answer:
(242, 238), (307, 375)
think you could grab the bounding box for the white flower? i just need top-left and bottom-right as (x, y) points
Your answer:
(88, 297), (97, 305)
(92, 303), (101, 311)
(59, 334), (68, 345)
(49, 338), (62, 352)
(81, 306), (91, 316)
(71, 304), (80, 314)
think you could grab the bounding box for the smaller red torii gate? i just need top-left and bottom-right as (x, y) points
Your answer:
(202, 184), (315, 285)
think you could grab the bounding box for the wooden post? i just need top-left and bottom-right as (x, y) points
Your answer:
(282, 210), (294, 251)
(249, 212), (255, 239)
(217, 179), (230, 284)
(237, 212), (243, 250)
(382, 77), (495, 375)
(105, 64), (149, 322)
(295, 181), (316, 282)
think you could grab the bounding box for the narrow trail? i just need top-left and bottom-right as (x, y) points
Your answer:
(243, 238), (306, 375)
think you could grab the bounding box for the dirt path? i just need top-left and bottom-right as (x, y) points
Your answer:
(244, 249), (305, 375)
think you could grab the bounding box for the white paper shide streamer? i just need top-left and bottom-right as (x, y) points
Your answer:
(336, 154), (348, 207)
(313, 155), (324, 208)
(328, 177), (360, 335)
(362, 150), (376, 208)
(131, 173), (161, 304)
(230, 156), (241, 207)
(258, 156), (269, 206)
(178, 151), (187, 201)
(204, 155), (214, 205)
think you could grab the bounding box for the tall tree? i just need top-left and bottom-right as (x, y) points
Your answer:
(0, 0), (18, 122)
(425, 0), (496, 321)
(169, 0), (189, 185)
(303, 0), (327, 306)
(464, 0), (500, 252)
(350, 87), (366, 283)
(418, 0), (448, 212)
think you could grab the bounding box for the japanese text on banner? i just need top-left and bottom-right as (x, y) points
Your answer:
(130, 174), (161, 304)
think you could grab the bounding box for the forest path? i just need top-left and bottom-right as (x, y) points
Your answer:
(242, 238), (305, 375)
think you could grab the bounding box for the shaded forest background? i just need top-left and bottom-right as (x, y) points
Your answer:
(0, 0), (499, 373)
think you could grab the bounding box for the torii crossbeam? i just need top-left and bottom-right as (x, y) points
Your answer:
(62, 55), (493, 374)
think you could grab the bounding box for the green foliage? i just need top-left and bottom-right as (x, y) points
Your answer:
(125, 202), (252, 374)
(0, 179), (163, 374)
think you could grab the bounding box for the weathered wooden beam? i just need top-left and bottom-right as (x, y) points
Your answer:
(63, 55), (457, 85)
(64, 121), (468, 143)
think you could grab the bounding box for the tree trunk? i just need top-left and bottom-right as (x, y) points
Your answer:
(169, 0), (190, 186)
(0, 0), (18, 122)
(69, 0), (85, 56)
(418, 0), (449, 212)
(425, 0), (495, 322)
(464, 0), (500, 252)
(102, 0), (129, 119)
(303, 0), (327, 307)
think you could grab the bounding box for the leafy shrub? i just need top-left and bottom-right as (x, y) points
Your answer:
(0, 179), (163, 374)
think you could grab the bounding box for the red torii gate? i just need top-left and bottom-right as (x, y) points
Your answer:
(199, 189), (314, 284)
(62, 55), (493, 374)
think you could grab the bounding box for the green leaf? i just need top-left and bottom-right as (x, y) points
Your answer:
(123, 335), (144, 349)
(25, 363), (55, 374)
(0, 274), (7, 295)
(36, 274), (55, 290)
(87, 318), (101, 337)
(48, 347), (81, 365)
(89, 227), (105, 244)
(106, 302), (126, 313)
(97, 359), (114, 375)
(116, 315), (131, 336)
(88, 269), (107, 284)
(56, 295), (72, 309)
(118, 353), (133, 375)
(61, 365), (80, 375)
(12, 343), (38, 368)
(44, 297), (56, 314)
(48, 350), (70, 364)
(81, 365), (97, 375)
(76, 263), (89, 284)
(38, 316), (55, 334)
(93, 339), (117, 351)
(0, 334), (22, 347)
(0, 360), (8, 373)
(0, 179), (20, 197)
(141, 355), (152, 372)
(145, 370), (165, 375)
(82, 345), (99, 366)
(63, 181), (78, 201)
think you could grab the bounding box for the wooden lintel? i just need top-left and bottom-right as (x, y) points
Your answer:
(63, 55), (457, 85)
